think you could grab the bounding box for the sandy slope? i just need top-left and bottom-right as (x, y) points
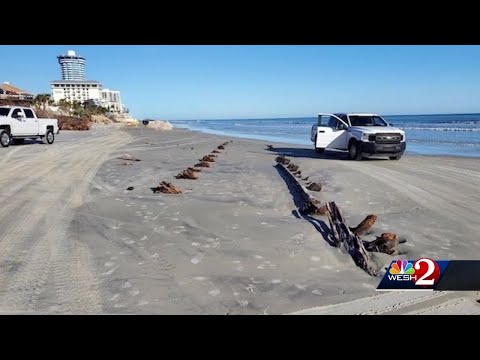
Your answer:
(0, 126), (479, 314)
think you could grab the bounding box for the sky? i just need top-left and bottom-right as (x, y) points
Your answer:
(1, 45), (480, 120)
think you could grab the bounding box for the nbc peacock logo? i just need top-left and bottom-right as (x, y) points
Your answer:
(389, 260), (415, 275)
(388, 259), (417, 282)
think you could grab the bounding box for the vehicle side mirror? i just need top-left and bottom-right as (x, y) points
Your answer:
(341, 123), (348, 130)
(15, 114), (23, 119)
(389, 123), (394, 126)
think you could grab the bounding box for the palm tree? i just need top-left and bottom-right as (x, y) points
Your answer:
(34, 94), (51, 111)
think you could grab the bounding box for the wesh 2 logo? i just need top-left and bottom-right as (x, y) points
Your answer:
(378, 258), (442, 290)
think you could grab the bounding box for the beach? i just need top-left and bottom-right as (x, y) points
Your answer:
(0, 125), (479, 314)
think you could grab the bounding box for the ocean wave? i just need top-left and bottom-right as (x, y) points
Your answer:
(401, 127), (480, 132)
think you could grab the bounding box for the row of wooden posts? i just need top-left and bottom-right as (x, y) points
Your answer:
(274, 154), (404, 276)
(150, 142), (231, 194)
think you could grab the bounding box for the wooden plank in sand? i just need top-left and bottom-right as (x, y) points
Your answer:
(326, 202), (377, 276)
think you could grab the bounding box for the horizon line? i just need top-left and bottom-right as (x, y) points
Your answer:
(165, 111), (480, 122)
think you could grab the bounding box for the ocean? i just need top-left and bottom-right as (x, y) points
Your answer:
(170, 113), (480, 158)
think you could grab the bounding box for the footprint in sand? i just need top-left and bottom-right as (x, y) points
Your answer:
(129, 289), (140, 297)
(208, 289), (221, 297)
(191, 253), (205, 265)
(312, 290), (323, 296)
(254, 255), (264, 259)
(109, 293), (120, 302)
(104, 262), (115, 268)
(194, 276), (208, 281)
(140, 236), (147, 241)
(192, 242), (201, 247)
(310, 256), (321, 262)
(235, 265), (245, 272)
(232, 260), (241, 264)
(295, 284), (308, 291)
(237, 300), (249, 307)
(271, 279), (282, 284)
(121, 281), (132, 289)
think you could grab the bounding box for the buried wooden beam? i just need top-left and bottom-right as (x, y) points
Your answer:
(175, 168), (199, 180)
(363, 233), (406, 255)
(350, 214), (377, 236)
(151, 181), (182, 194)
(325, 202), (377, 276)
(201, 155), (215, 162)
(195, 161), (210, 168)
(275, 160), (326, 216)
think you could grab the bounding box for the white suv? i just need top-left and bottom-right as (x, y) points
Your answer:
(310, 113), (406, 160)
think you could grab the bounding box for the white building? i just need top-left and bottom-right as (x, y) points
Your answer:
(51, 80), (102, 103)
(101, 89), (124, 113)
(57, 50), (86, 81)
(50, 49), (127, 113)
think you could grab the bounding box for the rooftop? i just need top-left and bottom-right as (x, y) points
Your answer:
(51, 80), (101, 84)
(0, 82), (32, 95)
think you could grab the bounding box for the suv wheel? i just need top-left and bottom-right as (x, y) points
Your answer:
(44, 129), (54, 144)
(0, 130), (11, 148)
(348, 141), (363, 161)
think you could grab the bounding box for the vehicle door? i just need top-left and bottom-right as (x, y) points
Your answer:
(314, 113), (349, 149)
(10, 108), (30, 135)
(23, 108), (39, 135)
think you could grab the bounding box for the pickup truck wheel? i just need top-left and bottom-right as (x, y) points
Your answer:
(0, 130), (11, 148)
(389, 154), (403, 160)
(348, 141), (363, 161)
(44, 130), (54, 144)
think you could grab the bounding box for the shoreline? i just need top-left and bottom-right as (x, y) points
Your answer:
(169, 126), (480, 160)
(0, 126), (479, 314)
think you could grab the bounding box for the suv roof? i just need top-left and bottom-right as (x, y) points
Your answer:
(334, 113), (380, 117)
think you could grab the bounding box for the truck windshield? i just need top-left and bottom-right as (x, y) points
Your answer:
(349, 116), (387, 126)
(0, 108), (10, 117)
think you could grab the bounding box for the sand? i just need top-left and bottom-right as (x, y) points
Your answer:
(0, 125), (479, 314)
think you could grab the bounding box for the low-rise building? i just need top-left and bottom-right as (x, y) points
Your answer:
(0, 82), (34, 100)
(101, 89), (123, 113)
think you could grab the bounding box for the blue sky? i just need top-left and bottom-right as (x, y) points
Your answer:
(1, 45), (479, 120)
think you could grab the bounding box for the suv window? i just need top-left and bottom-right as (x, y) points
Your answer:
(350, 115), (387, 126)
(328, 116), (337, 128)
(328, 116), (347, 130)
(24, 109), (35, 118)
(11, 108), (23, 118)
(0, 108), (10, 117)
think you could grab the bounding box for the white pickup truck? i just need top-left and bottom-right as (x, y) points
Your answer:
(311, 113), (406, 160)
(0, 106), (59, 147)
